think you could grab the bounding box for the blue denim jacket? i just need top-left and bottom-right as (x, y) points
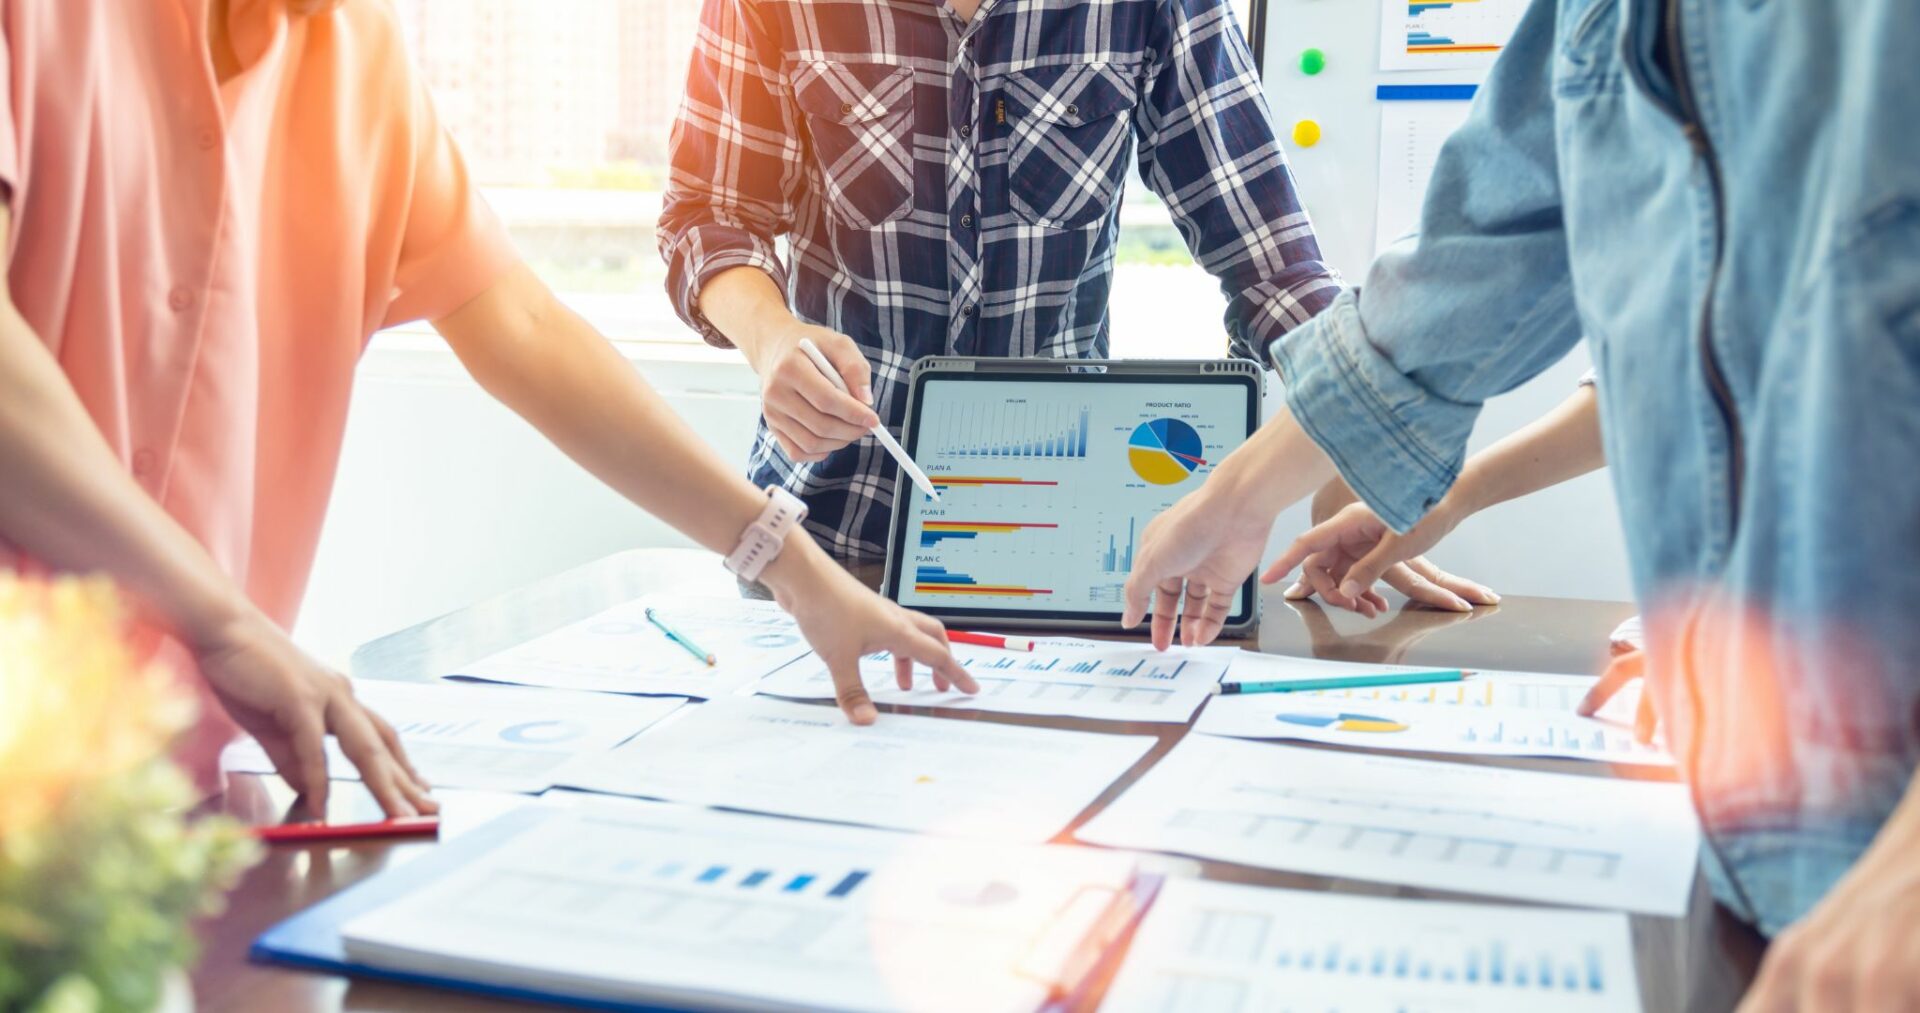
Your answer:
(1272, 0), (1920, 936)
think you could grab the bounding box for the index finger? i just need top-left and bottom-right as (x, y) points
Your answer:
(1576, 651), (1645, 716)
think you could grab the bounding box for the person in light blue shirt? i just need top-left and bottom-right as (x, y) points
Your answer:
(1118, 0), (1920, 1005)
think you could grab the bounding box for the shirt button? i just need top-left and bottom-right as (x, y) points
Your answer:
(132, 448), (156, 479)
(1066, 103), (1079, 118)
(168, 286), (194, 312)
(840, 102), (854, 117)
(959, 213), (974, 228)
(959, 123), (972, 139)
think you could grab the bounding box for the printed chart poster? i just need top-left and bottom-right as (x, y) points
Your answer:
(1380, 0), (1530, 72)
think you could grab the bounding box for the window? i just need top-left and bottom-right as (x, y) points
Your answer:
(394, 0), (1267, 359)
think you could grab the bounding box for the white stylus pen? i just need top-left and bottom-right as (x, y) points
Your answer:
(795, 338), (942, 502)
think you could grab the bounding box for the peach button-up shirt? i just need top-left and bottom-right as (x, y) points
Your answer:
(1, 0), (517, 775)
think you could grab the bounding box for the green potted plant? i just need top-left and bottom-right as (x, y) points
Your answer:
(0, 575), (260, 1012)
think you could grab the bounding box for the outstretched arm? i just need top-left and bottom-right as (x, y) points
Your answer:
(0, 205), (434, 818)
(430, 264), (972, 719)
(1272, 382), (1603, 610)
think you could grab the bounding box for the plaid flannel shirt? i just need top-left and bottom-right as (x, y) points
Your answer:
(660, 0), (1340, 561)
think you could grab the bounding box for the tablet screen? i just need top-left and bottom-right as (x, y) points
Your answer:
(889, 371), (1258, 626)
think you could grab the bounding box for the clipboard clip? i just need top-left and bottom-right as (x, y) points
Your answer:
(1010, 875), (1154, 999)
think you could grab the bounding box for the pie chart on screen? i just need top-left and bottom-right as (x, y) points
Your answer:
(1128, 418), (1207, 485)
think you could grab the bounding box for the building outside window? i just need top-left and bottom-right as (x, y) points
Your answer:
(394, 0), (1264, 359)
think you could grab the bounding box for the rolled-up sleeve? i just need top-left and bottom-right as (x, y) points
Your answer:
(657, 0), (803, 347)
(1137, 0), (1341, 364)
(1270, 0), (1583, 532)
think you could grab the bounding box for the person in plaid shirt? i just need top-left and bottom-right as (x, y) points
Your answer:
(660, 0), (1340, 561)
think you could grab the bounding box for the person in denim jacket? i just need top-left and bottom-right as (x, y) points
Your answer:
(1121, 0), (1920, 1005)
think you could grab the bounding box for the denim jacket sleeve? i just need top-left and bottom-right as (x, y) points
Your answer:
(1269, 0), (1585, 533)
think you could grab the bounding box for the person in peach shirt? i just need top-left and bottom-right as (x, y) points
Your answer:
(0, 0), (971, 819)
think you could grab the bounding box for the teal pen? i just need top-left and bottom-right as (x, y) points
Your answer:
(645, 607), (716, 667)
(1213, 669), (1467, 695)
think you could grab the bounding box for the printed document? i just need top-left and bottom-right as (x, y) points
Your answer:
(555, 697), (1156, 842)
(1101, 878), (1641, 1012)
(341, 805), (1144, 1013)
(1076, 736), (1699, 915)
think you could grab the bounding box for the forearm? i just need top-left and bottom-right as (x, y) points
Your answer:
(0, 299), (252, 645)
(696, 265), (800, 370)
(1209, 404), (1342, 524)
(1445, 383), (1603, 517)
(434, 266), (832, 588)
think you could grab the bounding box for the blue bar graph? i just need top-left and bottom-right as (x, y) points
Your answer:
(827, 870), (869, 899)
(939, 404), (1090, 460)
(1101, 517), (1137, 574)
(1269, 935), (1605, 995)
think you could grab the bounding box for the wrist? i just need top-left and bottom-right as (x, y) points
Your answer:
(758, 532), (834, 607)
(176, 589), (265, 656)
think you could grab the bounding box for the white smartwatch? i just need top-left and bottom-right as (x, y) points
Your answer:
(724, 486), (808, 581)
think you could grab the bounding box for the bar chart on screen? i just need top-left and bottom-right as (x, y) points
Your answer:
(1100, 879), (1641, 1012)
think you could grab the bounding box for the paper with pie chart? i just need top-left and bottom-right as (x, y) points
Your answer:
(451, 595), (814, 698)
(220, 679), (682, 793)
(555, 697), (1158, 842)
(899, 378), (1252, 612)
(1194, 654), (1673, 766)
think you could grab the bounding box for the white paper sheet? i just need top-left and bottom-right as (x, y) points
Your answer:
(1376, 99), (1474, 254)
(1076, 736), (1699, 915)
(451, 595), (812, 698)
(220, 680), (682, 793)
(341, 805), (1142, 1013)
(1102, 878), (1642, 1012)
(555, 696), (1157, 842)
(1197, 655), (1671, 766)
(755, 638), (1233, 723)
(1379, 0), (1530, 73)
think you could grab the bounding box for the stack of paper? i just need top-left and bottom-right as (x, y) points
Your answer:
(335, 805), (1148, 1012)
(554, 697), (1157, 842)
(220, 679), (682, 794)
(1076, 735), (1700, 915)
(451, 595), (813, 698)
(1197, 653), (1671, 766)
(755, 637), (1235, 723)
(1101, 878), (1642, 1012)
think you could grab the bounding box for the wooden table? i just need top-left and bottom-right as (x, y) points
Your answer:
(190, 548), (1767, 1012)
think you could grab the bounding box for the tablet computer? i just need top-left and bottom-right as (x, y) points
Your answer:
(883, 357), (1263, 632)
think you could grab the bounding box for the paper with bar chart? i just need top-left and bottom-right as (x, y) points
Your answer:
(1100, 879), (1641, 1012)
(555, 697), (1157, 842)
(1380, 0), (1530, 72)
(899, 378), (1252, 613)
(755, 638), (1234, 722)
(1076, 736), (1699, 914)
(451, 595), (812, 698)
(1196, 654), (1672, 766)
(219, 680), (681, 793)
(340, 805), (1143, 1013)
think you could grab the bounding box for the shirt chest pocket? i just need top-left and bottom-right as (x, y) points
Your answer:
(1001, 63), (1141, 230)
(792, 62), (917, 229)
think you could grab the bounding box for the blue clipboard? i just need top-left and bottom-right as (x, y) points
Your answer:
(252, 805), (1165, 1012)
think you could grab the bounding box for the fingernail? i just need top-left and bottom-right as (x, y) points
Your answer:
(1338, 580), (1364, 600)
(1284, 582), (1308, 599)
(1449, 594), (1472, 612)
(1483, 589), (1502, 603)
(857, 386), (874, 404)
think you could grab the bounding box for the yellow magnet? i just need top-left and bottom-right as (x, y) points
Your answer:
(1291, 118), (1322, 147)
